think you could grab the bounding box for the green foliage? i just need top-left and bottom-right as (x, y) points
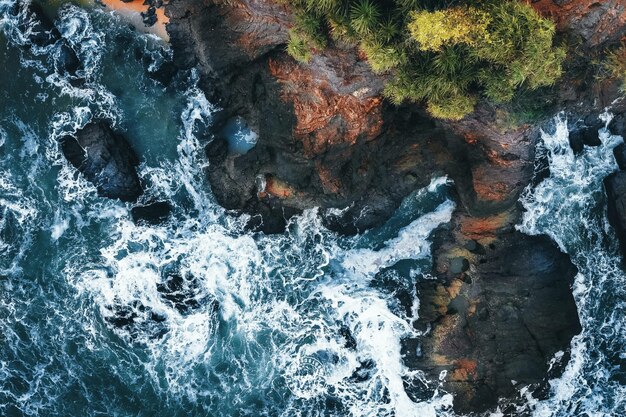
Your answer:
(408, 7), (490, 52)
(286, 30), (312, 63)
(293, 11), (328, 49)
(428, 93), (478, 121)
(604, 43), (626, 91)
(359, 41), (406, 73)
(350, 0), (381, 36)
(283, 0), (565, 121)
(304, 0), (341, 15)
(470, 1), (565, 90)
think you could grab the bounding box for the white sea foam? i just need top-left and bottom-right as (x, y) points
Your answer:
(518, 113), (626, 416)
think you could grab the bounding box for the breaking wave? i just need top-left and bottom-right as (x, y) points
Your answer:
(0, 2), (456, 416)
(518, 113), (626, 416)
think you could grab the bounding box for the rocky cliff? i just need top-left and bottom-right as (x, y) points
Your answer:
(163, 0), (626, 413)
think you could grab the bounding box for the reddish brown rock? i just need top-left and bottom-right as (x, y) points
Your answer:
(164, 0), (625, 412)
(408, 206), (581, 413)
(532, 0), (626, 47)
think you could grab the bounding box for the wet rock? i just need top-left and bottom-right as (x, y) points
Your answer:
(604, 171), (626, 256)
(11, 1), (81, 77)
(614, 143), (626, 170)
(449, 257), (470, 274)
(59, 122), (143, 202)
(569, 122), (602, 153)
(411, 222), (582, 414)
(147, 60), (178, 87)
(142, 13), (158, 27)
(54, 43), (81, 76)
(104, 300), (168, 340)
(131, 201), (172, 225)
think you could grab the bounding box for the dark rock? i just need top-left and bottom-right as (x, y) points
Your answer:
(205, 136), (228, 162)
(104, 300), (168, 340)
(54, 43), (80, 76)
(604, 171), (626, 256)
(142, 13), (158, 27)
(411, 230), (581, 414)
(449, 257), (470, 274)
(10, 2), (83, 78)
(569, 122), (602, 153)
(464, 240), (478, 252)
(11, 1), (61, 47)
(131, 201), (172, 225)
(59, 122), (143, 202)
(614, 143), (626, 170)
(147, 61), (178, 87)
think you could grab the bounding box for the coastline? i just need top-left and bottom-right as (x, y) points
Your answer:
(162, 0), (626, 412)
(98, 0), (169, 41)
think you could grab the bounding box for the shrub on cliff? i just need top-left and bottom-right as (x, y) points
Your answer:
(604, 43), (626, 91)
(287, 31), (313, 63)
(283, 0), (565, 121)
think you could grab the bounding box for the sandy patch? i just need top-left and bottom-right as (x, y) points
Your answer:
(98, 0), (169, 42)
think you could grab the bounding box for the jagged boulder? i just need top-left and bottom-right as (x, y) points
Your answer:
(60, 122), (143, 202)
(406, 215), (581, 413)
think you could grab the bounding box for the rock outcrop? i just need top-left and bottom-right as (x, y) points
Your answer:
(165, 0), (548, 233)
(404, 207), (581, 413)
(163, 0), (626, 412)
(60, 121), (143, 202)
(10, 1), (81, 77)
(605, 170), (626, 256)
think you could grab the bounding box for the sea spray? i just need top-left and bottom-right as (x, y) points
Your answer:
(0, 3), (458, 416)
(518, 113), (626, 416)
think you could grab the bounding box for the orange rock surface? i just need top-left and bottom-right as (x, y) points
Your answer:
(99, 0), (169, 41)
(268, 57), (383, 158)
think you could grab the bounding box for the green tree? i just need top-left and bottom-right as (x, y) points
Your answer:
(282, 0), (565, 121)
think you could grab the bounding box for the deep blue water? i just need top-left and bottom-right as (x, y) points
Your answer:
(0, 2), (625, 416)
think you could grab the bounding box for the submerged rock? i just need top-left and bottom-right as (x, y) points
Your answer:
(104, 300), (168, 341)
(54, 42), (81, 76)
(10, 0), (59, 47)
(60, 122), (143, 202)
(131, 201), (172, 225)
(11, 1), (82, 77)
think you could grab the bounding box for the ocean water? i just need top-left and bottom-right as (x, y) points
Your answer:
(0, 2), (624, 417)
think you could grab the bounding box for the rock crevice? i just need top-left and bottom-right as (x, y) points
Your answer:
(161, 0), (626, 412)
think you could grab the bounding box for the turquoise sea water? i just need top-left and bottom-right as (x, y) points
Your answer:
(0, 2), (625, 416)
